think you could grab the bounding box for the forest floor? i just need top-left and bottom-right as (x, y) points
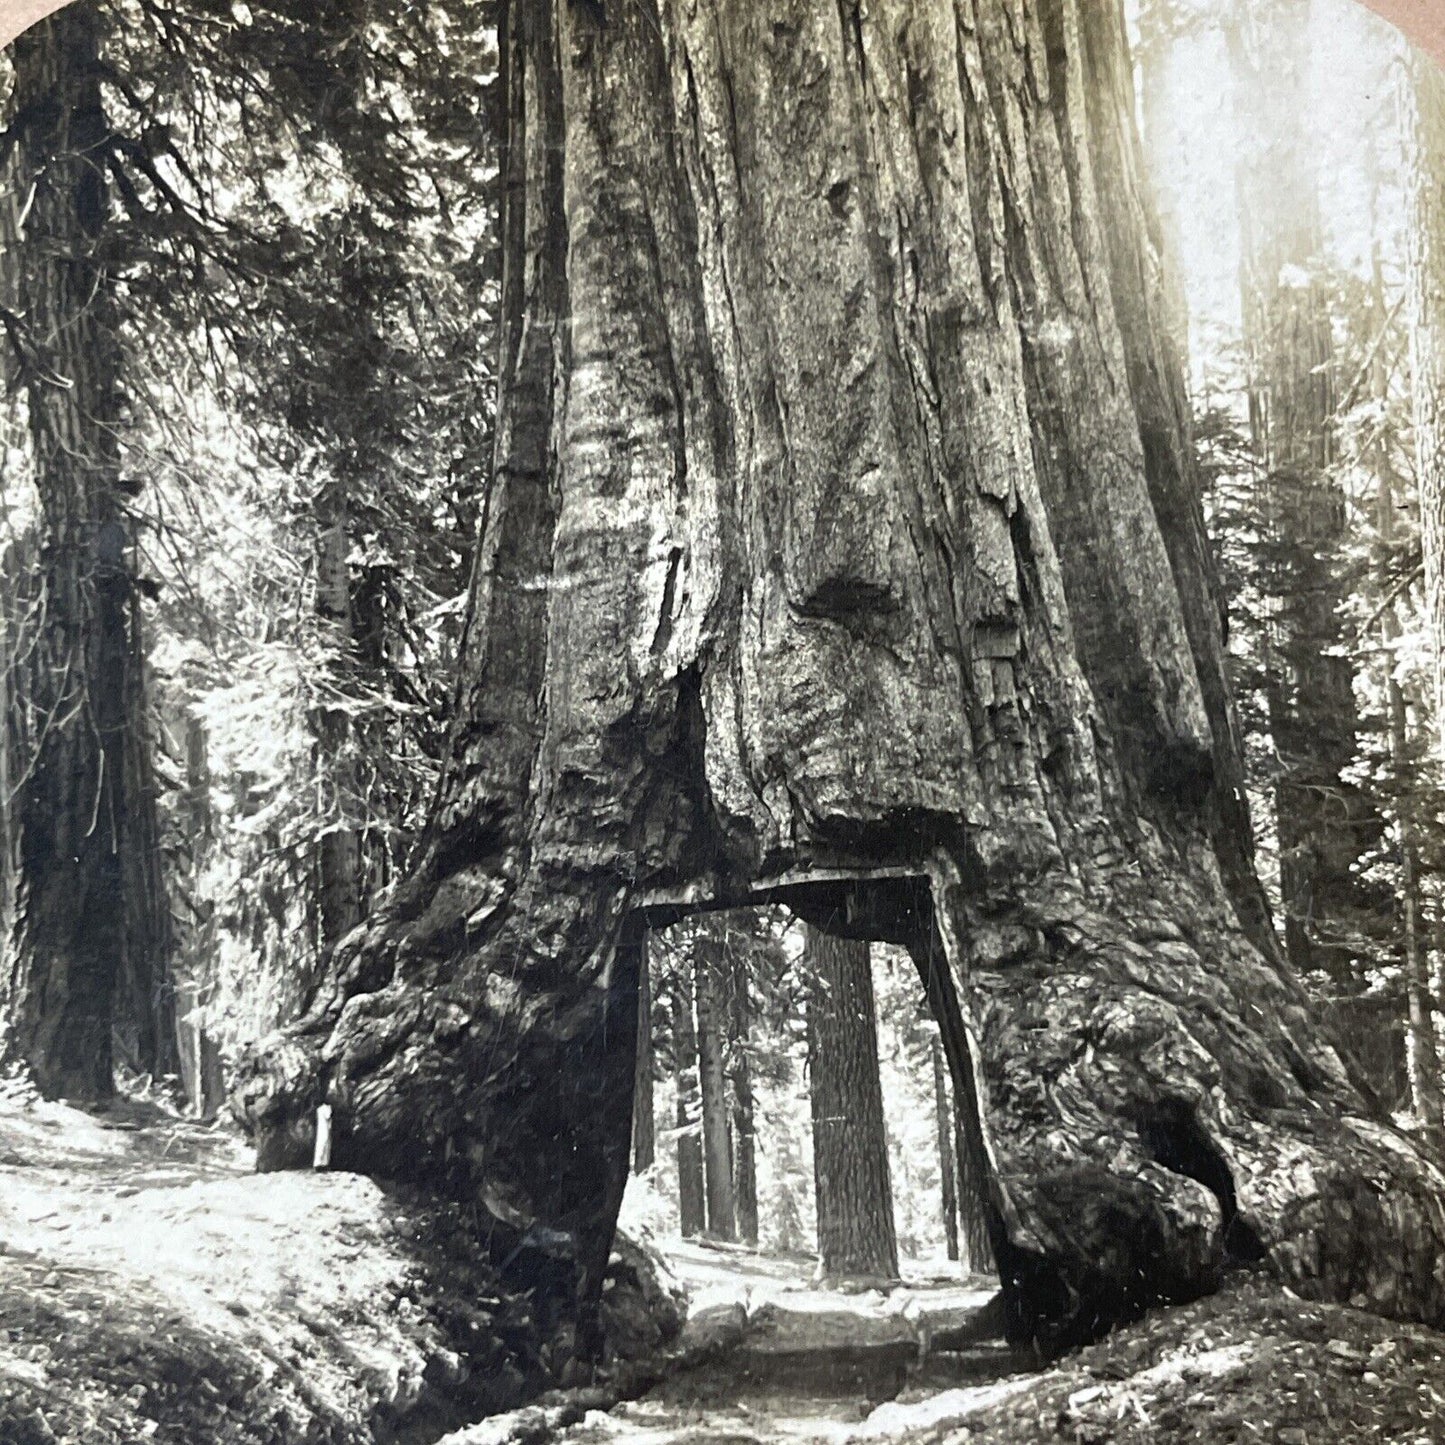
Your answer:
(458, 1242), (1445, 1445)
(2, 1082), (1445, 1444)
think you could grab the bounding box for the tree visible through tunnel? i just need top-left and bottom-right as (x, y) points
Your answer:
(626, 906), (989, 1290)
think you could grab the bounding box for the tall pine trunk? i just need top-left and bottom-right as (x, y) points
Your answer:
(693, 915), (736, 1241)
(727, 923), (759, 1247)
(175, 715), (224, 1118)
(805, 928), (898, 1285)
(239, 0), (1445, 1364)
(0, 9), (171, 1101)
(672, 943), (705, 1239)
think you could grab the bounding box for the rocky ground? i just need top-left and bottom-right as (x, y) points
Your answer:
(2, 1081), (1443, 1444)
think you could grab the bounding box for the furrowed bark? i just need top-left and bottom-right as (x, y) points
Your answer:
(115, 609), (180, 1087)
(236, 0), (1445, 1365)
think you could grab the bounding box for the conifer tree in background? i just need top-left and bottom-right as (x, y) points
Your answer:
(694, 915), (736, 1242)
(0, 0), (499, 1097)
(930, 1034), (959, 1264)
(804, 927), (898, 1285)
(0, 7), (175, 1100)
(1141, 0), (1440, 1135)
(1399, 37), (1445, 1147)
(1228, 0), (1388, 997)
(670, 935), (705, 1239)
(1367, 212), (1443, 1151)
(726, 924), (759, 1248)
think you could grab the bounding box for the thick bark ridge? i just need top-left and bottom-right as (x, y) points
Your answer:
(236, 0), (1445, 1362)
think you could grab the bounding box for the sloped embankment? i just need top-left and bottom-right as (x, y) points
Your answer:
(0, 1087), (679, 1444)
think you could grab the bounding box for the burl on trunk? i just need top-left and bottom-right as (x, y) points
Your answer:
(235, 0), (1445, 1363)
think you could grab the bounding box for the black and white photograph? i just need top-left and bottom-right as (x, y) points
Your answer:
(4, 0), (1445, 1439)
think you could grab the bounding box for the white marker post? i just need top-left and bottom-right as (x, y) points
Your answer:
(313, 1104), (333, 1170)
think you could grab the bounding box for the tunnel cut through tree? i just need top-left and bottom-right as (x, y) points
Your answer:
(236, 0), (1445, 1366)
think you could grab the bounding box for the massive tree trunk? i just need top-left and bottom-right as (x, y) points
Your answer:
(237, 0), (1445, 1365)
(1229, 0), (1384, 989)
(806, 928), (899, 1284)
(0, 9), (169, 1102)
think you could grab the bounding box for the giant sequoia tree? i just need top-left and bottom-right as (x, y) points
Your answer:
(238, 0), (1445, 1363)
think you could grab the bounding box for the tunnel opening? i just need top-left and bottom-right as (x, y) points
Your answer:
(618, 869), (1008, 1368)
